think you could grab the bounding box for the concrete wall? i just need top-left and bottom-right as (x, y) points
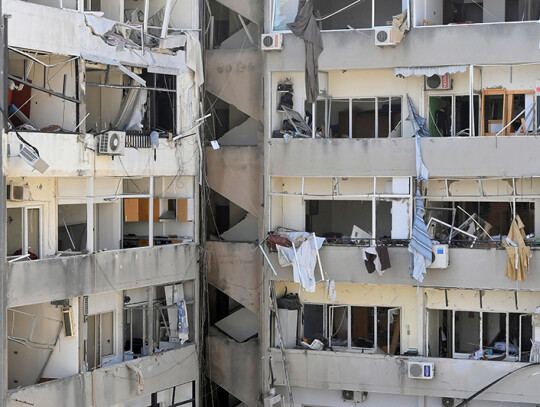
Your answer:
(265, 22), (540, 71)
(7, 345), (198, 407)
(7, 243), (199, 307)
(207, 241), (261, 314)
(207, 328), (261, 406)
(269, 246), (540, 292)
(269, 349), (540, 404)
(268, 136), (540, 178)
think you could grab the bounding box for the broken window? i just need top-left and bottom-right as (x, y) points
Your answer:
(7, 207), (41, 260)
(428, 95), (480, 137)
(86, 65), (177, 135)
(481, 89), (535, 135)
(424, 200), (534, 247)
(303, 96), (402, 138)
(58, 204), (87, 252)
(428, 309), (533, 361)
(7, 49), (80, 133)
(303, 303), (401, 353)
(124, 283), (193, 359)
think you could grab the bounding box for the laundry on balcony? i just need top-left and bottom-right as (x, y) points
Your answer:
(503, 215), (531, 281)
(362, 246), (391, 275)
(276, 232), (325, 292)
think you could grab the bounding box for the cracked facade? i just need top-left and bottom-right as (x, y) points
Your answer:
(4, 1), (540, 407)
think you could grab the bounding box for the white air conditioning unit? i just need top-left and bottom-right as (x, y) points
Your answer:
(375, 27), (397, 46)
(425, 73), (452, 90)
(261, 33), (283, 51)
(342, 390), (368, 402)
(408, 361), (434, 379)
(7, 184), (29, 201)
(442, 398), (463, 407)
(428, 244), (449, 269)
(98, 131), (125, 155)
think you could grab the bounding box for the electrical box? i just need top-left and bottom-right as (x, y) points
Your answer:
(428, 244), (449, 269)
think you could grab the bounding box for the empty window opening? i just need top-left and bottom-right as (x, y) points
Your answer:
(8, 49), (79, 133)
(124, 283), (194, 359)
(425, 201), (534, 247)
(7, 207), (41, 260)
(306, 200), (394, 242)
(301, 303), (401, 354)
(428, 309), (533, 361)
(58, 204), (87, 252)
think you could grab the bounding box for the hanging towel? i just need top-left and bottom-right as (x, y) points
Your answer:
(503, 215), (531, 281)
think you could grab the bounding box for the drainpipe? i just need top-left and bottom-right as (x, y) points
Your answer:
(0, 6), (8, 404)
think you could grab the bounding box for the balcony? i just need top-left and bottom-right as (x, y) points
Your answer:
(267, 245), (540, 291)
(269, 348), (540, 403)
(7, 243), (199, 307)
(266, 22), (540, 71)
(6, 344), (198, 407)
(4, 0), (188, 72)
(268, 136), (540, 178)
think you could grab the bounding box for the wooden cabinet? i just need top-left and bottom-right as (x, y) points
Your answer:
(124, 198), (159, 222)
(176, 198), (194, 222)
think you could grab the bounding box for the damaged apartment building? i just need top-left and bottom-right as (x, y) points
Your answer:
(204, 0), (540, 407)
(0, 0), (204, 405)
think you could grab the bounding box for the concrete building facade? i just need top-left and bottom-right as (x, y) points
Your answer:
(0, 1), (203, 406)
(205, 1), (540, 407)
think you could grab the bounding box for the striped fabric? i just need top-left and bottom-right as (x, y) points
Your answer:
(408, 189), (433, 282)
(406, 95), (433, 283)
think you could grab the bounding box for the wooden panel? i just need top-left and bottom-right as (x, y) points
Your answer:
(176, 199), (189, 222)
(152, 199), (159, 222)
(124, 199), (140, 222)
(139, 199), (149, 222)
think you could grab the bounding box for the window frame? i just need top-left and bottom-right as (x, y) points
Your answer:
(426, 308), (533, 362)
(427, 93), (481, 137)
(307, 95), (403, 139)
(303, 303), (401, 354)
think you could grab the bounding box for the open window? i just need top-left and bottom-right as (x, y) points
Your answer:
(303, 303), (401, 354)
(58, 204), (87, 253)
(428, 95), (479, 137)
(424, 199), (534, 247)
(7, 49), (79, 133)
(427, 309), (533, 361)
(7, 207), (41, 260)
(481, 89), (535, 135)
(304, 96), (402, 139)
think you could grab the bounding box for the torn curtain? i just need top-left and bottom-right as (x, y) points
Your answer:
(503, 215), (531, 281)
(287, 0), (323, 103)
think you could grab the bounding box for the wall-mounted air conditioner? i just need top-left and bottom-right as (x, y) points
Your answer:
(442, 398), (463, 407)
(342, 390), (368, 402)
(425, 73), (452, 90)
(428, 244), (449, 269)
(262, 33), (283, 51)
(7, 184), (29, 201)
(98, 131), (125, 155)
(408, 361), (434, 379)
(375, 27), (396, 46)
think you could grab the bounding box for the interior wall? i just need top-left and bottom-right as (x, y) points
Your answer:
(86, 71), (124, 133)
(8, 300), (78, 389)
(97, 201), (122, 250)
(9, 56), (77, 131)
(124, 0), (195, 29)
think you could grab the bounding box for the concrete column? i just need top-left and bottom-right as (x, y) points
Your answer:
(147, 286), (154, 355)
(86, 177), (95, 253)
(0, 13), (9, 405)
